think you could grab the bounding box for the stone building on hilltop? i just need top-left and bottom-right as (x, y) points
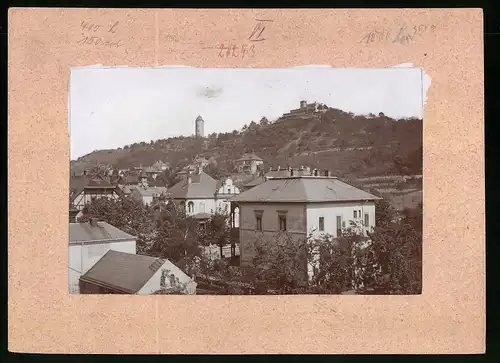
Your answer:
(280, 100), (328, 120)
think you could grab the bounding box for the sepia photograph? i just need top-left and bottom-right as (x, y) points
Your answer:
(69, 66), (424, 295)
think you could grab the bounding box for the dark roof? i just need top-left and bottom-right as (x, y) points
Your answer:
(80, 250), (166, 293)
(69, 221), (136, 244)
(133, 186), (167, 197)
(168, 171), (217, 199)
(70, 175), (92, 198)
(243, 176), (266, 188)
(230, 176), (381, 203)
(86, 178), (115, 188)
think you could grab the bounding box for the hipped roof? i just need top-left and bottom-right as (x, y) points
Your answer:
(230, 177), (381, 203)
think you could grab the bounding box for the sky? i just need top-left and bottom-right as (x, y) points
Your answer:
(69, 66), (427, 160)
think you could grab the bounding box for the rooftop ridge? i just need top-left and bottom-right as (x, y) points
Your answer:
(266, 175), (339, 180)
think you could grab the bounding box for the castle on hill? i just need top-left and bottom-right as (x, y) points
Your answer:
(280, 100), (328, 120)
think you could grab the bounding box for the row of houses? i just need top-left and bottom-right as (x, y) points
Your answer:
(69, 153), (422, 294)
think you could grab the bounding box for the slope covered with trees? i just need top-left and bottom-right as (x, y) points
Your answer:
(73, 107), (423, 179)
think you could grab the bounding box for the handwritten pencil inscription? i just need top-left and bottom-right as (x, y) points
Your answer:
(216, 43), (256, 59)
(362, 23), (436, 45)
(209, 19), (273, 59)
(77, 20), (124, 48)
(248, 19), (273, 42)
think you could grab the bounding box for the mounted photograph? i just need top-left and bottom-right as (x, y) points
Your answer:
(69, 66), (424, 295)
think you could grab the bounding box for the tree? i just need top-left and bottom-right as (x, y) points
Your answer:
(251, 232), (311, 294)
(203, 211), (231, 258)
(364, 221), (422, 294)
(78, 196), (155, 255)
(259, 117), (269, 126)
(375, 198), (397, 229)
(248, 121), (258, 131)
(150, 200), (202, 270)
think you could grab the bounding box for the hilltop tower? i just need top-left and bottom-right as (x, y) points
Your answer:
(195, 115), (204, 138)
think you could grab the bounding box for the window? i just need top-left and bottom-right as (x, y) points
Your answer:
(188, 201), (194, 213)
(336, 216), (342, 236)
(319, 217), (324, 231)
(256, 215), (262, 231)
(364, 213), (369, 227)
(277, 210), (288, 231)
(353, 210), (357, 218)
(254, 210), (263, 231)
(279, 216), (287, 231)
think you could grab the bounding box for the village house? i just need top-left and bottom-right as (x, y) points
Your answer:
(69, 219), (137, 293)
(215, 177), (241, 227)
(79, 250), (197, 295)
(168, 167), (240, 226)
(168, 167), (218, 220)
(229, 168), (381, 272)
(70, 176), (123, 219)
(177, 155), (211, 180)
(152, 160), (170, 171)
(235, 153), (264, 175)
(143, 160), (170, 180)
(131, 185), (168, 206)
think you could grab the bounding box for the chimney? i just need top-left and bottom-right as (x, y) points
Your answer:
(89, 218), (98, 227)
(277, 165), (281, 171)
(290, 168), (294, 176)
(187, 173), (192, 184)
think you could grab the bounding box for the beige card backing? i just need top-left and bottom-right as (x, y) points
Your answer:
(8, 8), (485, 354)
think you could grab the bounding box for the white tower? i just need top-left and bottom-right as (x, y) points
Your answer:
(195, 115), (204, 138)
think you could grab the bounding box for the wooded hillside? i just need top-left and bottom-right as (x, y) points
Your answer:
(73, 107), (422, 179)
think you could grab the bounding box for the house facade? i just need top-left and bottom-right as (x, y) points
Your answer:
(71, 178), (122, 211)
(79, 250), (197, 295)
(236, 153), (264, 175)
(69, 219), (137, 294)
(131, 185), (167, 206)
(229, 170), (380, 272)
(168, 168), (241, 227)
